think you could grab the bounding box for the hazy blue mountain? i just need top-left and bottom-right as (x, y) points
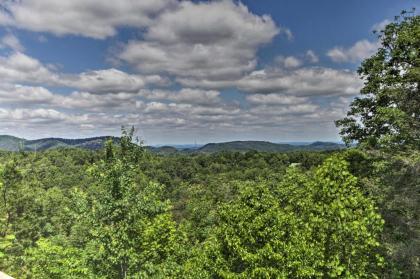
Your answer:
(146, 146), (178, 155)
(0, 135), (344, 153)
(197, 141), (344, 153)
(0, 135), (25, 151)
(0, 135), (119, 151)
(198, 141), (294, 153)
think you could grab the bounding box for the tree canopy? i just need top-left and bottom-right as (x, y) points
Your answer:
(336, 10), (419, 150)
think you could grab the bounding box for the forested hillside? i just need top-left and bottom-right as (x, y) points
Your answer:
(0, 11), (418, 279)
(197, 141), (344, 153)
(0, 136), (120, 152)
(0, 131), (418, 278)
(0, 136), (343, 153)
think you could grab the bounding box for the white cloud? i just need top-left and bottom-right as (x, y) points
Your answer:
(62, 68), (167, 93)
(118, 0), (279, 80)
(0, 108), (67, 122)
(305, 50), (319, 63)
(0, 52), (59, 84)
(246, 94), (308, 105)
(238, 67), (362, 96)
(327, 39), (379, 63)
(0, 33), (24, 51)
(179, 67), (362, 97)
(0, 82), (222, 114)
(0, 84), (55, 104)
(371, 19), (391, 32)
(282, 28), (294, 41)
(249, 103), (318, 116)
(275, 56), (302, 69)
(139, 88), (221, 106)
(0, 52), (166, 93)
(54, 91), (143, 111)
(0, 0), (176, 39)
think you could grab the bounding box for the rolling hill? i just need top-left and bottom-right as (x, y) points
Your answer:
(197, 141), (344, 153)
(0, 135), (25, 151)
(0, 135), (119, 151)
(0, 135), (345, 153)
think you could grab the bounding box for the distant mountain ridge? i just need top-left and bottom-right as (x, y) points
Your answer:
(0, 135), (119, 151)
(0, 135), (345, 153)
(196, 140), (344, 153)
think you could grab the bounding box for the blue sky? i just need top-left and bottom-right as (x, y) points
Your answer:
(0, 0), (417, 144)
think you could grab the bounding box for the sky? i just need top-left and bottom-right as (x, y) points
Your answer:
(0, 0), (418, 144)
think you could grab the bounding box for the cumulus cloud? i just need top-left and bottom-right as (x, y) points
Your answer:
(54, 91), (144, 111)
(0, 52), (166, 93)
(249, 103), (318, 116)
(305, 50), (319, 63)
(139, 88), (221, 106)
(118, 0), (279, 80)
(327, 39), (379, 63)
(53, 88), (222, 112)
(0, 81), (223, 115)
(275, 56), (302, 69)
(246, 94), (308, 105)
(179, 67), (362, 97)
(0, 52), (59, 84)
(371, 19), (391, 32)
(62, 68), (167, 94)
(0, 0), (176, 39)
(238, 67), (362, 96)
(0, 84), (55, 104)
(0, 108), (67, 122)
(281, 28), (294, 41)
(0, 33), (24, 51)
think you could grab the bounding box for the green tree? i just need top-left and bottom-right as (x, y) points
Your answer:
(25, 236), (90, 278)
(194, 157), (384, 278)
(0, 161), (20, 238)
(309, 157), (384, 278)
(83, 129), (183, 278)
(336, 10), (419, 150)
(0, 161), (23, 275)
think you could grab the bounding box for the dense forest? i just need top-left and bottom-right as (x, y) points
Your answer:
(0, 11), (419, 279)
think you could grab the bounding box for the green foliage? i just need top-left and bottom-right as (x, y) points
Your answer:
(336, 10), (420, 150)
(192, 157), (383, 278)
(335, 10), (419, 277)
(0, 134), (336, 278)
(2, 124), (417, 278)
(309, 157), (384, 278)
(80, 128), (184, 278)
(0, 234), (15, 263)
(348, 150), (420, 278)
(25, 236), (90, 278)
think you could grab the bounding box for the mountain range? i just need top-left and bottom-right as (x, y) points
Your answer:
(0, 135), (345, 153)
(0, 135), (119, 152)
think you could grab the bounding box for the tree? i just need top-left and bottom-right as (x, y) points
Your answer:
(82, 128), (183, 278)
(308, 157), (384, 278)
(194, 157), (384, 278)
(0, 161), (20, 238)
(336, 10), (419, 150)
(25, 236), (90, 278)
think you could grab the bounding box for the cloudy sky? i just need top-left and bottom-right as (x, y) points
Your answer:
(0, 0), (417, 144)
